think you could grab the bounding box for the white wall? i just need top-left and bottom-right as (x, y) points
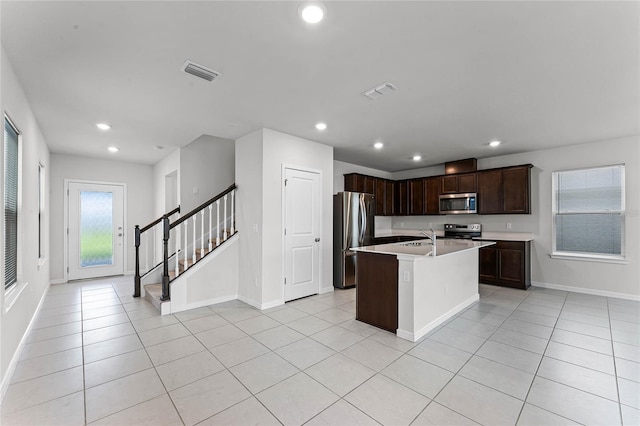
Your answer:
(236, 129), (334, 308)
(153, 149), (180, 218)
(49, 154), (155, 281)
(235, 130), (264, 306)
(180, 134), (235, 213)
(262, 129), (334, 304)
(0, 48), (51, 394)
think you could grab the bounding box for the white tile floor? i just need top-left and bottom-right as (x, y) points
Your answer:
(2, 275), (639, 425)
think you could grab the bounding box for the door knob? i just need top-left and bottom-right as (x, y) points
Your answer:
(315, 238), (321, 242)
(118, 233), (123, 237)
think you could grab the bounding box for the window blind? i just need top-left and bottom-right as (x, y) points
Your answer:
(4, 118), (19, 289)
(554, 165), (624, 256)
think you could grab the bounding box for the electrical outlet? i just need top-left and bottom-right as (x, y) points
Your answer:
(400, 222), (404, 227)
(403, 271), (410, 282)
(253, 224), (259, 232)
(506, 222), (512, 229)
(428, 222), (433, 228)
(193, 186), (199, 195)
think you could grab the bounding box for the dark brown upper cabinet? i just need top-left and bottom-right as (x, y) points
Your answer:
(440, 173), (477, 194)
(423, 177), (441, 215)
(385, 180), (395, 216)
(477, 165), (531, 214)
(395, 180), (408, 216)
(345, 164), (531, 216)
(375, 179), (386, 215)
(344, 173), (375, 194)
(408, 178), (424, 215)
(344, 173), (396, 216)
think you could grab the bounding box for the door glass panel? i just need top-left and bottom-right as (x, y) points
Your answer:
(80, 191), (113, 267)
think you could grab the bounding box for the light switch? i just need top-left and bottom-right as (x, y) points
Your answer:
(403, 271), (410, 282)
(193, 186), (199, 195)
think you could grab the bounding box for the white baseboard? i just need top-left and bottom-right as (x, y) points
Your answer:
(319, 286), (334, 295)
(170, 294), (238, 315)
(1, 282), (51, 403)
(238, 295), (284, 311)
(50, 278), (67, 285)
(397, 294), (480, 342)
(532, 281), (640, 302)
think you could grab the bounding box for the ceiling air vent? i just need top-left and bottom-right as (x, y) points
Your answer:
(362, 81), (398, 99)
(181, 60), (222, 82)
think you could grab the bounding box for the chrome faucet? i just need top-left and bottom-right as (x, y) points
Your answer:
(418, 228), (436, 245)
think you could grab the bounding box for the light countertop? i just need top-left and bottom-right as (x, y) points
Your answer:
(352, 238), (495, 258)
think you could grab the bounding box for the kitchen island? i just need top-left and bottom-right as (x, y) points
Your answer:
(352, 238), (495, 342)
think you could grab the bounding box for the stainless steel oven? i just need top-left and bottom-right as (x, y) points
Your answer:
(444, 223), (482, 239)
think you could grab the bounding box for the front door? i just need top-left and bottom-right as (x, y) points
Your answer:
(284, 167), (321, 301)
(68, 181), (125, 280)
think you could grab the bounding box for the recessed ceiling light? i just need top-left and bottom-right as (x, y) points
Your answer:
(299, 2), (326, 24)
(374, 142), (384, 149)
(489, 140), (501, 147)
(413, 155), (422, 161)
(108, 146), (119, 153)
(315, 122), (327, 131)
(96, 123), (111, 131)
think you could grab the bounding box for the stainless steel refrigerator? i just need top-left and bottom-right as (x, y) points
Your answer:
(333, 192), (375, 289)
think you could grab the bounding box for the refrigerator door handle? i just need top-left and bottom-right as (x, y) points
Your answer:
(360, 196), (366, 244)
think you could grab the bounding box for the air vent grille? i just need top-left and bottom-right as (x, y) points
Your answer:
(362, 81), (398, 99)
(181, 60), (221, 82)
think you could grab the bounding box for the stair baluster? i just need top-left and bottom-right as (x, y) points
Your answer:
(216, 200), (221, 246)
(224, 195), (228, 241)
(208, 205), (213, 251)
(200, 210), (205, 257)
(192, 216), (197, 264)
(231, 190), (235, 234)
(183, 221), (189, 271)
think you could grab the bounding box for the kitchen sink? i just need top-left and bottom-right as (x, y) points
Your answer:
(401, 241), (430, 246)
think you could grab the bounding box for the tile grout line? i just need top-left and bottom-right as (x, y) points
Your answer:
(608, 296), (625, 425)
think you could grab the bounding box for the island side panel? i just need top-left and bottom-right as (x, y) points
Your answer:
(397, 249), (480, 342)
(355, 252), (398, 332)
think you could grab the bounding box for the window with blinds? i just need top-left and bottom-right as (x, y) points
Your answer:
(4, 116), (20, 289)
(552, 165), (625, 259)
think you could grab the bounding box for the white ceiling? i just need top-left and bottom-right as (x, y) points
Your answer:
(2, 1), (638, 171)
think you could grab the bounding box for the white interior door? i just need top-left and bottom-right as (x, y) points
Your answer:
(284, 167), (321, 302)
(68, 182), (125, 280)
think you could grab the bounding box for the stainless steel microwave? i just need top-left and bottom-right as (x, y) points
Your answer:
(439, 193), (477, 214)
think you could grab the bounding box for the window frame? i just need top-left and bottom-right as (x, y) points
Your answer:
(4, 112), (28, 313)
(551, 164), (626, 263)
(38, 162), (47, 266)
(4, 114), (21, 289)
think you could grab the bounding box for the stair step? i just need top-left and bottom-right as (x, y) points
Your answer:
(144, 283), (164, 311)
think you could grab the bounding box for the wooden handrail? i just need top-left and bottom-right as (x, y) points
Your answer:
(140, 205), (180, 233)
(170, 184), (236, 229)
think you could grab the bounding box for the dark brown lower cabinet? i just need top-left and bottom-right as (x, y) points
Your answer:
(479, 240), (531, 289)
(356, 252), (398, 332)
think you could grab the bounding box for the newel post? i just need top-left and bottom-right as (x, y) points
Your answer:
(161, 216), (171, 301)
(133, 225), (141, 297)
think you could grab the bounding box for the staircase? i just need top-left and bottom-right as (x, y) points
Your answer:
(134, 184), (237, 314)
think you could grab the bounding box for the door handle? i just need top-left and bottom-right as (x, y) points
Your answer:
(118, 233), (123, 237)
(315, 238), (320, 242)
